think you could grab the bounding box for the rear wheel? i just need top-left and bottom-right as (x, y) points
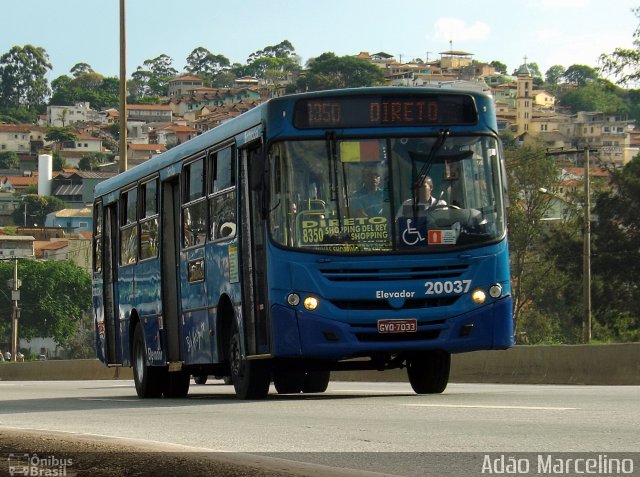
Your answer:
(406, 351), (450, 394)
(132, 323), (164, 398)
(302, 371), (330, 393)
(229, 323), (271, 399)
(194, 374), (208, 385)
(163, 370), (190, 398)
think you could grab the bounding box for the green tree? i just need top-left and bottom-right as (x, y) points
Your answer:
(0, 260), (92, 347)
(45, 126), (78, 152)
(52, 151), (68, 171)
(50, 72), (119, 110)
(79, 152), (110, 171)
(0, 151), (20, 169)
(70, 62), (94, 77)
(590, 155), (640, 341)
(130, 54), (178, 98)
(563, 64), (598, 86)
(0, 45), (52, 109)
(600, 7), (640, 85)
(185, 47), (230, 86)
(545, 65), (566, 86)
(11, 194), (65, 227)
(490, 60), (508, 74)
(558, 79), (629, 114)
(297, 52), (385, 91)
(504, 138), (563, 340)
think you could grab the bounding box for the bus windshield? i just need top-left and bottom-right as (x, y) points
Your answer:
(269, 135), (506, 253)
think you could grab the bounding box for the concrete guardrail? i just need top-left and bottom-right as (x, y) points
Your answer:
(0, 344), (638, 385)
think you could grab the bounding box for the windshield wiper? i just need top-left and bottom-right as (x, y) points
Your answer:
(413, 128), (450, 192)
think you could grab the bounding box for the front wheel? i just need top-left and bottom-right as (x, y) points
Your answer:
(302, 371), (330, 393)
(132, 323), (165, 398)
(229, 323), (271, 400)
(406, 351), (450, 394)
(273, 369), (305, 394)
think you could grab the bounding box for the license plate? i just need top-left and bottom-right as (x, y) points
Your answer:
(377, 319), (417, 333)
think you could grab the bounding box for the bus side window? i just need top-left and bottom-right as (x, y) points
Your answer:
(182, 157), (207, 248)
(120, 187), (138, 265)
(93, 201), (103, 272)
(209, 146), (236, 241)
(140, 178), (159, 260)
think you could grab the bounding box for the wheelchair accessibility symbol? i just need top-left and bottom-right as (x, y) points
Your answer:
(401, 219), (425, 245)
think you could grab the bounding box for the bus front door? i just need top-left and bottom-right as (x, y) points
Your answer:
(161, 178), (181, 363)
(239, 145), (270, 356)
(103, 204), (121, 365)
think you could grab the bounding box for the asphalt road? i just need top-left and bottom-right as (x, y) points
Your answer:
(0, 380), (639, 476)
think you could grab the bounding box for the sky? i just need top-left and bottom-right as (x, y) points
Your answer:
(1, 0), (639, 82)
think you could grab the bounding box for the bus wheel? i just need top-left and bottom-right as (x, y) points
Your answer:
(406, 351), (450, 394)
(273, 369), (305, 394)
(229, 324), (270, 400)
(302, 371), (330, 393)
(163, 370), (190, 398)
(132, 323), (164, 398)
(194, 374), (208, 385)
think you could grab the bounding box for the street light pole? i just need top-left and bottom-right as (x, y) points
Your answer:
(9, 258), (21, 361)
(583, 148), (592, 343)
(119, 0), (128, 173)
(546, 146), (593, 344)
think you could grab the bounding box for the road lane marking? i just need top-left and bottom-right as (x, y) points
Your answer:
(403, 404), (579, 410)
(79, 398), (141, 402)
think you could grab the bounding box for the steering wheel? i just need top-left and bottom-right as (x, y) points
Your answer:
(430, 204), (461, 210)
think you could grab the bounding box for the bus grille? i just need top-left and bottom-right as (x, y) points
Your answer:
(331, 296), (459, 310)
(319, 264), (469, 282)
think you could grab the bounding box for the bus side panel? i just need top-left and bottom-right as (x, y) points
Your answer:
(180, 246), (214, 364)
(205, 242), (242, 363)
(135, 259), (165, 365)
(93, 274), (106, 363)
(118, 265), (135, 366)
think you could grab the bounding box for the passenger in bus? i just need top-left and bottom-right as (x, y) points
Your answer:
(397, 176), (447, 217)
(351, 168), (384, 217)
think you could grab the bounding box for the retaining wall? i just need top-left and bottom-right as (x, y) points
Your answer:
(1, 344), (638, 385)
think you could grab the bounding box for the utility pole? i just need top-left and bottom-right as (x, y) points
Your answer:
(9, 258), (21, 361)
(546, 147), (594, 344)
(583, 147), (592, 343)
(119, 0), (128, 173)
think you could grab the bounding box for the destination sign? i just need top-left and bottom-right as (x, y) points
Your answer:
(293, 94), (478, 129)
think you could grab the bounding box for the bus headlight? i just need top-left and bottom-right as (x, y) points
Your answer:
(489, 284), (503, 299)
(287, 293), (300, 306)
(303, 296), (319, 311)
(471, 289), (486, 304)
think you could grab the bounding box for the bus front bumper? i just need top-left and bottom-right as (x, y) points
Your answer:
(271, 297), (513, 360)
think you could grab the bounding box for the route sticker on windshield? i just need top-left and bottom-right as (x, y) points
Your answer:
(428, 230), (456, 245)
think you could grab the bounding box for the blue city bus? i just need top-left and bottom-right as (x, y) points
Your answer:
(92, 87), (513, 400)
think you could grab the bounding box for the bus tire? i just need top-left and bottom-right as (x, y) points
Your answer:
(229, 323), (270, 400)
(273, 369), (305, 394)
(163, 370), (190, 398)
(302, 371), (330, 393)
(132, 323), (164, 398)
(194, 374), (208, 385)
(406, 350), (450, 394)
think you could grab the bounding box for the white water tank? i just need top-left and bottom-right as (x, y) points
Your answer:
(38, 154), (53, 196)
